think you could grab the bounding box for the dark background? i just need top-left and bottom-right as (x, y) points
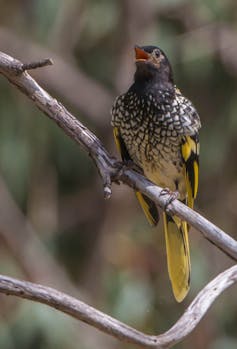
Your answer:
(0, 1), (236, 348)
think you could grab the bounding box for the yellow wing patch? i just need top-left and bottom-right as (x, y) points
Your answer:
(193, 160), (199, 198)
(181, 135), (199, 210)
(181, 136), (197, 162)
(113, 127), (122, 155)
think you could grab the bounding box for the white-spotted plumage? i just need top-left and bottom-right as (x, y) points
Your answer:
(111, 88), (200, 198)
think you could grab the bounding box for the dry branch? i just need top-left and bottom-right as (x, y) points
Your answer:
(0, 50), (236, 260)
(21, 58), (53, 71)
(0, 266), (236, 349)
(0, 50), (237, 348)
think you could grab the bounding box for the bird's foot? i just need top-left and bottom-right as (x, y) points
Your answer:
(159, 188), (179, 211)
(113, 160), (143, 185)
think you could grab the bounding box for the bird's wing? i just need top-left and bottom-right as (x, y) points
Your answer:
(173, 90), (201, 136)
(113, 126), (159, 226)
(181, 133), (200, 209)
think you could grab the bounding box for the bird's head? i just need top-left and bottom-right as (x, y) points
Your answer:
(134, 45), (173, 85)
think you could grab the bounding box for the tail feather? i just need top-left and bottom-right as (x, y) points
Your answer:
(163, 212), (190, 302)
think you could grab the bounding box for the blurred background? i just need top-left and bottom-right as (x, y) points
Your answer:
(0, 0), (237, 348)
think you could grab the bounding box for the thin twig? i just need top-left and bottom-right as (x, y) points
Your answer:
(21, 58), (53, 71)
(0, 266), (236, 348)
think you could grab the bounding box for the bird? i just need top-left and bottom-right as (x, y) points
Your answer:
(111, 45), (201, 302)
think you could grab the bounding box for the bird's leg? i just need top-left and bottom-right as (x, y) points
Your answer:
(160, 188), (179, 211)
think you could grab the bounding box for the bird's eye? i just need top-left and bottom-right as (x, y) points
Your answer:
(155, 50), (160, 58)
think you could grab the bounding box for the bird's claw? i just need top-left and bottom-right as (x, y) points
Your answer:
(160, 188), (179, 211)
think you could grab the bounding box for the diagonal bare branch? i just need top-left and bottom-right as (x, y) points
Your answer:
(0, 50), (236, 261)
(0, 265), (236, 348)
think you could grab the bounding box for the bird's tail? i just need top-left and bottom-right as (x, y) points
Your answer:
(163, 212), (190, 302)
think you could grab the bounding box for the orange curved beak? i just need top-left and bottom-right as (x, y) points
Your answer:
(134, 46), (150, 62)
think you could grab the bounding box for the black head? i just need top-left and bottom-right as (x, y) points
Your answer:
(134, 45), (174, 85)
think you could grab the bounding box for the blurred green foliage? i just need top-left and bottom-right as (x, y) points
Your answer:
(0, 0), (237, 348)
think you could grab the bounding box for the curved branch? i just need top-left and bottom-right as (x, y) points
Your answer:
(0, 266), (236, 348)
(0, 50), (236, 261)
